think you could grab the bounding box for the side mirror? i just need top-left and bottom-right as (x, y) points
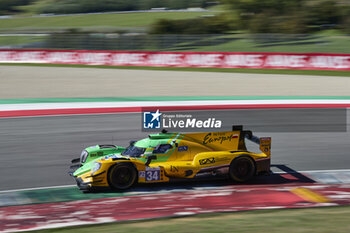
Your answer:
(129, 140), (136, 146)
(145, 155), (157, 166)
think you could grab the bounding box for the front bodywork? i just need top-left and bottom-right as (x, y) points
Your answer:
(70, 126), (271, 191)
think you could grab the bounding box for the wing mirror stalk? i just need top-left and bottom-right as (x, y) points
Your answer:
(145, 155), (157, 166)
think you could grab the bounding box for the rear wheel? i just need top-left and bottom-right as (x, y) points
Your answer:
(229, 156), (255, 182)
(108, 163), (137, 190)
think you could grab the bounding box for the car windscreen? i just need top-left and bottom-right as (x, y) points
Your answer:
(121, 145), (146, 157)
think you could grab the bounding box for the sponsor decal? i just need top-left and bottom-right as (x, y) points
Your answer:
(147, 53), (183, 66)
(199, 157), (215, 165)
(110, 53), (146, 65)
(2, 50), (350, 70)
(224, 54), (264, 67)
(178, 146), (188, 152)
(146, 166), (161, 171)
(139, 171), (145, 178)
(79, 52), (110, 65)
(170, 165), (179, 172)
(264, 55), (307, 68)
(259, 137), (271, 155)
(90, 151), (103, 157)
(260, 137), (271, 145)
(185, 54), (223, 66)
(46, 52), (77, 63)
(202, 132), (238, 145)
(309, 56), (350, 69)
(102, 154), (124, 160)
(97, 151), (103, 156)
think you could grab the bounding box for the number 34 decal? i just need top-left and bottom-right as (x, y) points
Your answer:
(139, 167), (161, 181)
(145, 170), (160, 181)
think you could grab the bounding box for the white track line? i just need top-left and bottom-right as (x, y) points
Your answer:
(1, 99), (350, 111)
(274, 169), (350, 174)
(0, 184), (75, 194)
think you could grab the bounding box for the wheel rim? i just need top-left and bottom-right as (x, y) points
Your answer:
(110, 166), (134, 189)
(233, 158), (253, 179)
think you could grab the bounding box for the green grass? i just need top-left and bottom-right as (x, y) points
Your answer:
(168, 33), (350, 53)
(1, 63), (350, 77)
(0, 35), (45, 46)
(0, 5), (349, 53)
(32, 206), (350, 233)
(2, 31), (349, 53)
(0, 11), (214, 32)
(1, 10), (349, 53)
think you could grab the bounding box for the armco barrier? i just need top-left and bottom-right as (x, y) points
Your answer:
(1, 49), (350, 70)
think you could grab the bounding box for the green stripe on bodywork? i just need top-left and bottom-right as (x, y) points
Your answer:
(145, 133), (184, 163)
(167, 134), (185, 158)
(0, 96), (350, 105)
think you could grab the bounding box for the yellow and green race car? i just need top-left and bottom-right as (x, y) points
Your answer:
(69, 126), (271, 192)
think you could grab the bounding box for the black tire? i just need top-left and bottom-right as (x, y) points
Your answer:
(107, 163), (137, 190)
(229, 156), (255, 182)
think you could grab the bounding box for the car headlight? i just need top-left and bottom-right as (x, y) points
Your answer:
(80, 150), (88, 163)
(91, 162), (101, 174)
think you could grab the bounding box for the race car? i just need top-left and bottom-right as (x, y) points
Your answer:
(69, 125), (271, 192)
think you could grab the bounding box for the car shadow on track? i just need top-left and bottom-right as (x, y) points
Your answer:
(96, 164), (316, 194)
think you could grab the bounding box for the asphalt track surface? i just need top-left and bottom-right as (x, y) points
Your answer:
(0, 109), (349, 191)
(1, 66), (350, 191)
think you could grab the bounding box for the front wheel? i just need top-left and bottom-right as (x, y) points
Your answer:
(107, 163), (137, 190)
(229, 156), (255, 182)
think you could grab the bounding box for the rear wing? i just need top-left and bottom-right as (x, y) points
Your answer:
(233, 125), (271, 157)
